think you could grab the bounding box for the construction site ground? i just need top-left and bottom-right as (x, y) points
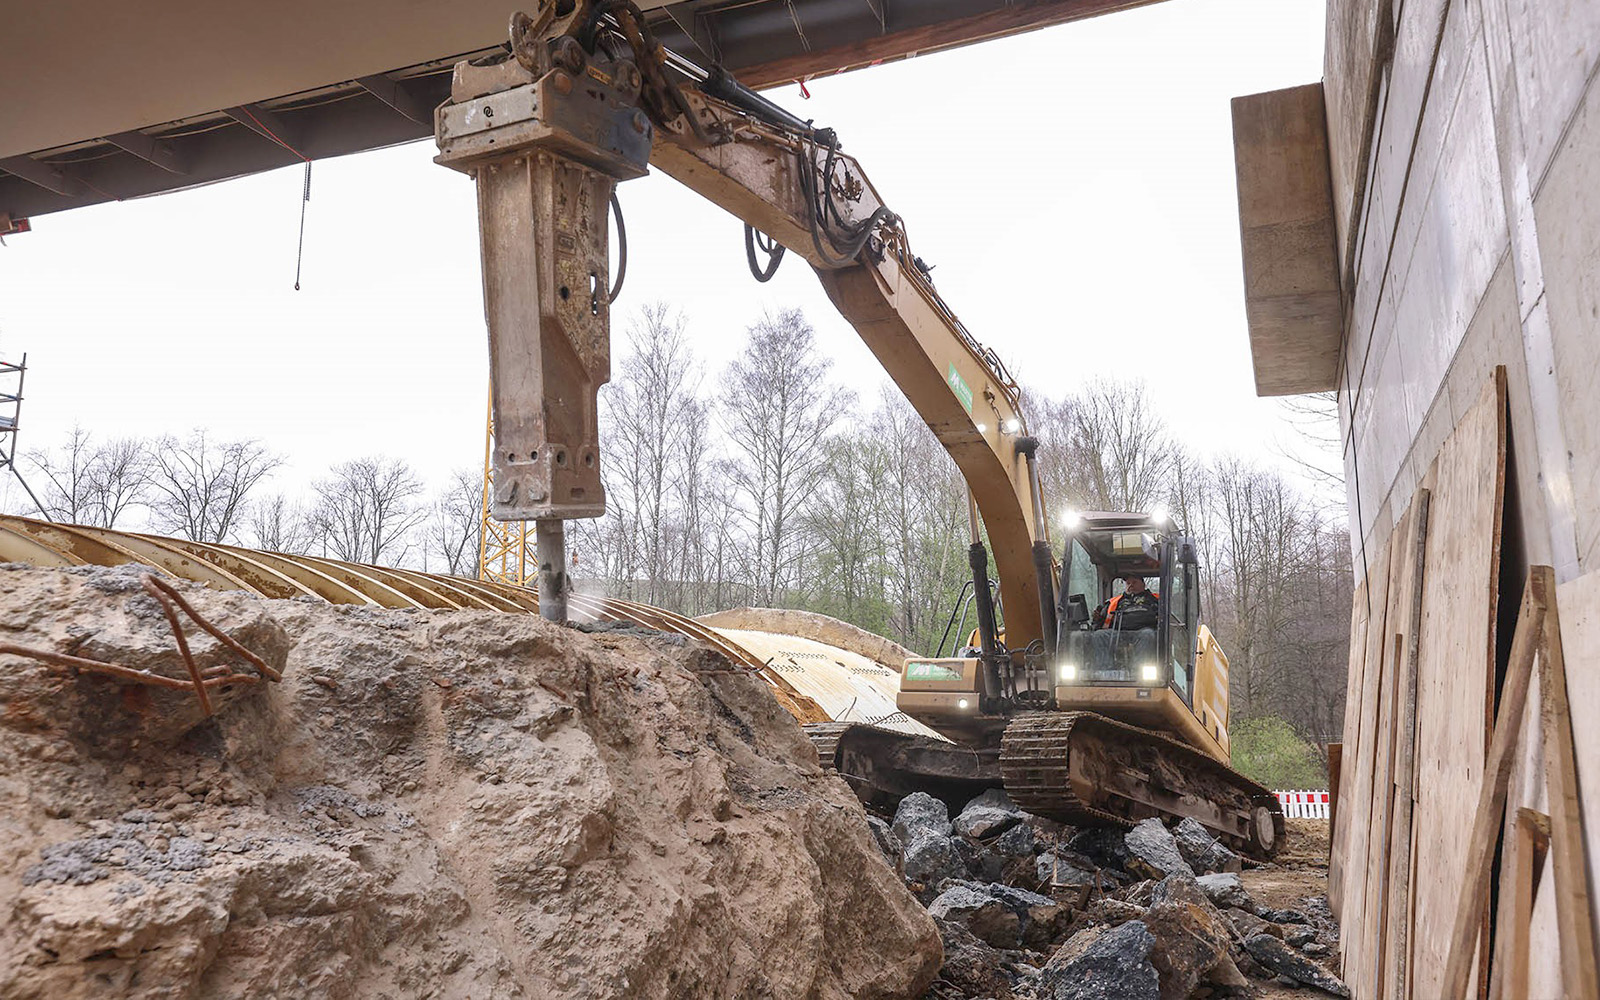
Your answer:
(0, 564), (1343, 999)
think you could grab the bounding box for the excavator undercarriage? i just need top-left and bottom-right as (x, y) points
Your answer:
(809, 713), (1282, 859)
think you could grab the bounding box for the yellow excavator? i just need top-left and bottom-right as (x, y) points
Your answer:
(437, 2), (1282, 856)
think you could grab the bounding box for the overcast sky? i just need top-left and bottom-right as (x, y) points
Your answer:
(0, 0), (1329, 519)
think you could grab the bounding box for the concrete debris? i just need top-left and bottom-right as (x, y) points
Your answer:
(952, 788), (1023, 839)
(1124, 817), (1197, 880)
(991, 820), (1036, 859)
(1196, 871), (1255, 910)
(1173, 816), (1242, 874)
(1037, 920), (1161, 1000)
(0, 565), (939, 1000)
(893, 791), (954, 843)
(1243, 934), (1351, 996)
(888, 796), (1340, 999)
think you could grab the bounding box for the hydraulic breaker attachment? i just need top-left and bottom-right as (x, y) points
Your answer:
(434, 6), (652, 618)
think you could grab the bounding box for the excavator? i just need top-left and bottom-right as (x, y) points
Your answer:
(436, 1), (1283, 857)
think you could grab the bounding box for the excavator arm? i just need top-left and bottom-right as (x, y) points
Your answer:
(434, 2), (1052, 654)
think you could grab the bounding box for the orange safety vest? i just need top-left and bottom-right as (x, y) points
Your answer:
(1105, 590), (1159, 621)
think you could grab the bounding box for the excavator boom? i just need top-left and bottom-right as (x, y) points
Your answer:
(433, 1), (1047, 648)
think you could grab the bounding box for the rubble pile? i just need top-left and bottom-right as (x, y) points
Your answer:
(0, 565), (940, 999)
(885, 788), (1348, 999)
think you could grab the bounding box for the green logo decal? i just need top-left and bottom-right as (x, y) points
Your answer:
(947, 364), (974, 413)
(906, 661), (963, 681)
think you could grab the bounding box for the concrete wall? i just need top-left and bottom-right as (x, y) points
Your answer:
(1325, 1), (1600, 991)
(1331, 0), (1600, 588)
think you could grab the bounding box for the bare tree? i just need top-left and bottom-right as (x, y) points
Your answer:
(607, 303), (703, 604)
(721, 309), (848, 605)
(248, 494), (312, 554)
(88, 438), (152, 528)
(29, 426), (99, 524)
(1069, 379), (1174, 511)
(29, 427), (154, 527)
(147, 431), (282, 542)
(427, 468), (482, 576)
(308, 456), (426, 565)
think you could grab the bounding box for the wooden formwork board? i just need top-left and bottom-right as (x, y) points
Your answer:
(1356, 499), (1418, 1000)
(1384, 489), (1431, 1000)
(1339, 526), (1396, 973)
(1330, 578), (1370, 920)
(1409, 368), (1507, 998)
(1557, 570), (1600, 968)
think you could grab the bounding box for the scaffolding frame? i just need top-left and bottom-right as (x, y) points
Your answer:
(0, 353), (46, 517)
(477, 389), (530, 585)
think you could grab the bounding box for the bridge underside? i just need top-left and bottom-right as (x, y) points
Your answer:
(1, 0), (1158, 223)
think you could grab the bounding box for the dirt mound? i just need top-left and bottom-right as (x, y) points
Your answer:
(0, 564), (940, 999)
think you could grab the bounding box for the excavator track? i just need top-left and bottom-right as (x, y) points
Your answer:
(803, 722), (853, 769)
(1001, 712), (1285, 858)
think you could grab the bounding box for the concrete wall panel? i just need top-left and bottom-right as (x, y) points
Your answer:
(1534, 70), (1600, 568)
(1507, 0), (1600, 187)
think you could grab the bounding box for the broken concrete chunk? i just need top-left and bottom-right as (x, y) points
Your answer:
(1068, 826), (1130, 871)
(1171, 817), (1241, 875)
(903, 832), (967, 893)
(1123, 818), (1196, 881)
(927, 881), (1064, 950)
(953, 787), (1024, 839)
(1285, 925), (1316, 946)
(1036, 850), (1103, 889)
(991, 819), (1036, 859)
(1244, 934), (1351, 996)
(1258, 906), (1310, 924)
(1038, 919), (1161, 1000)
(892, 791), (953, 844)
(1196, 871), (1254, 910)
(1143, 874), (1238, 1000)
(866, 815), (902, 866)
(1225, 906), (1283, 940)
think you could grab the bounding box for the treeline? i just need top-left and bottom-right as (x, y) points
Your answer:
(575, 304), (1352, 749)
(18, 429), (483, 576)
(10, 302), (1351, 749)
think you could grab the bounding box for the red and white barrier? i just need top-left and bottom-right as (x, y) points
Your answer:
(1274, 789), (1330, 819)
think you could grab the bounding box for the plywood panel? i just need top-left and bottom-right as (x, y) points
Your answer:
(1331, 577), (1371, 919)
(1340, 529), (1397, 973)
(1357, 501), (1417, 1000)
(1408, 368), (1508, 997)
(1555, 569), (1600, 965)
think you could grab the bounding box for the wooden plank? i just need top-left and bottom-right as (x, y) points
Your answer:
(1537, 583), (1600, 997)
(1494, 808), (1552, 1000)
(1557, 570), (1600, 970)
(1411, 368), (1508, 998)
(1339, 531), (1396, 974)
(1330, 578), (1370, 920)
(1359, 500), (1417, 1000)
(1328, 741), (1343, 857)
(1385, 487), (1432, 1000)
(1440, 567), (1551, 997)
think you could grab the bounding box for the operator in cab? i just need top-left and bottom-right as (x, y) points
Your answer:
(1094, 575), (1160, 630)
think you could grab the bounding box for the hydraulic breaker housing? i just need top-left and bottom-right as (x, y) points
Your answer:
(434, 10), (651, 524)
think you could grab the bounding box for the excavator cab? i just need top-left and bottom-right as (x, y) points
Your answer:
(1054, 510), (1229, 761)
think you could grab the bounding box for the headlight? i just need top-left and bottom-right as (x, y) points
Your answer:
(957, 698), (970, 710)
(1141, 663), (1160, 683)
(1058, 663), (1078, 682)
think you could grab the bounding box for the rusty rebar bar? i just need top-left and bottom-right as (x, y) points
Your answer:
(0, 573), (280, 716)
(141, 574), (213, 715)
(141, 575), (281, 681)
